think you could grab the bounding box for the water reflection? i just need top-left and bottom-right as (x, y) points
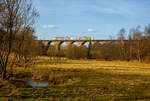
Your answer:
(28, 80), (48, 87)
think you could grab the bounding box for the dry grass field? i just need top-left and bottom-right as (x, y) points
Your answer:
(1, 56), (150, 101)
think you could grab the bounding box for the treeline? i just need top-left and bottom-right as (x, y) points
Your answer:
(97, 25), (150, 62)
(47, 45), (89, 59)
(44, 25), (150, 62)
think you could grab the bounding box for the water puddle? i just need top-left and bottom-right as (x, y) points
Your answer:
(28, 80), (49, 87)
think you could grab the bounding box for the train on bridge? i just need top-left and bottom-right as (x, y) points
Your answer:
(54, 37), (91, 40)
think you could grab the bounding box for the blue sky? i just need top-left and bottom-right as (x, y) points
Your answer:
(33, 0), (150, 40)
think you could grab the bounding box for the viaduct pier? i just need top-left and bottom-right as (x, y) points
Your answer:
(39, 40), (118, 50)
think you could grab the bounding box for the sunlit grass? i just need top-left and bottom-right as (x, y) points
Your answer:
(2, 56), (150, 100)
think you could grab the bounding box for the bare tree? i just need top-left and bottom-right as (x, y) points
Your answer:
(11, 27), (39, 67)
(130, 26), (143, 62)
(0, 0), (38, 80)
(127, 33), (133, 61)
(145, 24), (150, 38)
(117, 28), (126, 60)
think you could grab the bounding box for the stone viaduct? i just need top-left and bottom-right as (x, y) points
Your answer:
(39, 40), (118, 50)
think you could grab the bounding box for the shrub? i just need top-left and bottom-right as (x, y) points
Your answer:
(66, 45), (88, 59)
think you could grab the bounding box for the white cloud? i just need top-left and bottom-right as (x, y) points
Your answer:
(88, 29), (95, 33)
(41, 25), (56, 29)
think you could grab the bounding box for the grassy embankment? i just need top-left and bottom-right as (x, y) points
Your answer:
(1, 57), (150, 100)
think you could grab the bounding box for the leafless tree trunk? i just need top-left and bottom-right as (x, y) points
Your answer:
(137, 40), (141, 62)
(0, 0), (38, 80)
(117, 28), (126, 60)
(87, 39), (91, 59)
(130, 26), (143, 62)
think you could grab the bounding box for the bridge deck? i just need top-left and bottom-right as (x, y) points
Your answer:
(40, 40), (121, 41)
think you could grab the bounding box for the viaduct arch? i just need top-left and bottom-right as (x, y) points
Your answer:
(40, 40), (118, 51)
